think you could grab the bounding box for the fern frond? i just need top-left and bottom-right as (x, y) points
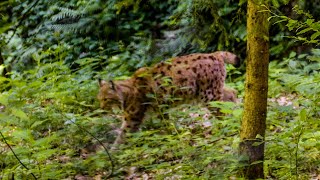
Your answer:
(49, 6), (96, 34)
(51, 7), (84, 23)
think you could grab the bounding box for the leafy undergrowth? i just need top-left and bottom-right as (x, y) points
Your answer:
(0, 51), (319, 179)
(113, 104), (242, 179)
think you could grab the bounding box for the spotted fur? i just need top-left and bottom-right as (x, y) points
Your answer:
(98, 51), (240, 145)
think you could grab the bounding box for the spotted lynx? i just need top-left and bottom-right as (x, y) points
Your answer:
(98, 51), (240, 145)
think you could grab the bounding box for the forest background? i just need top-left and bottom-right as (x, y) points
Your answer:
(0, 0), (319, 179)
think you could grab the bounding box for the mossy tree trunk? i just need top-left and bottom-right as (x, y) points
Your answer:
(0, 50), (8, 78)
(239, 0), (269, 178)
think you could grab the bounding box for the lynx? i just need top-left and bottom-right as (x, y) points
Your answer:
(98, 51), (240, 145)
(222, 87), (238, 103)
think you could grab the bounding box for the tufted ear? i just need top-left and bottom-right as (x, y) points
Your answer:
(108, 80), (115, 90)
(98, 79), (107, 87)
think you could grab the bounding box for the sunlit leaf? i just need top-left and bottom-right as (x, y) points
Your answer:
(11, 108), (29, 120)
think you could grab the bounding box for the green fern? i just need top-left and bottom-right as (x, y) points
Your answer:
(51, 7), (84, 22)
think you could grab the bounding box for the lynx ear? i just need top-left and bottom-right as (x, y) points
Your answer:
(107, 80), (125, 109)
(109, 80), (115, 90)
(98, 79), (107, 87)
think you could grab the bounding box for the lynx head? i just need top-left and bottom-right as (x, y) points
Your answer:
(222, 87), (238, 103)
(213, 51), (241, 68)
(97, 79), (122, 109)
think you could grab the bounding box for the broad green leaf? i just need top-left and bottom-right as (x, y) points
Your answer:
(271, 0), (280, 8)
(232, 109), (243, 117)
(289, 51), (297, 58)
(256, 134), (264, 139)
(299, 108), (307, 121)
(239, 0), (246, 6)
(252, 141), (264, 146)
(286, 19), (298, 31)
(33, 134), (57, 147)
(297, 27), (313, 35)
(33, 149), (57, 161)
(311, 31), (320, 40)
(297, 54), (307, 59)
(288, 60), (297, 69)
(31, 120), (49, 129)
(11, 108), (29, 120)
(305, 19), (314, 25)
(12, 130), (33, 141)
(250, 160), (263, 165)
(0, 93), (9, 106)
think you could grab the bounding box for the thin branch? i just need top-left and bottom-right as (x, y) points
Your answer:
(6, 0), (42, 44)
(66, 115), (115, 178)
(0, 131), (38, 179)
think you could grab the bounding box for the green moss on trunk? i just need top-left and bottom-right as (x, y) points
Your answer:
(239, 0), (269, 178)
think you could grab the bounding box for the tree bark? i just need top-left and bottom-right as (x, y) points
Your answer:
(0, 50), (8, 78)
(239, 0), (269, 179)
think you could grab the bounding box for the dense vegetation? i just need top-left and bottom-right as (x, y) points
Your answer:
(0, 0), (319, 179)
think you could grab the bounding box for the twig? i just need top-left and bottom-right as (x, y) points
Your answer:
(0, 131), (38, 179)
(66, 116), (115, 178)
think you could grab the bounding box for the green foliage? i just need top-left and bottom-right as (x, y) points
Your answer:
(168, 0), (246, 53)
(270, 5), (320, 45)
(266, 49), (320, 179)
(1, 0), (320, 179)
(113, 104), (242, 179)
(0, 59), (114, 178)
(3, 47), (319, 178)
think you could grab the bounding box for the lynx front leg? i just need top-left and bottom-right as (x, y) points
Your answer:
(203, 85), (225, 118)
(112, 120), (129, 146)
(113, 119), (142, 145)
(112, 108), (146, 149)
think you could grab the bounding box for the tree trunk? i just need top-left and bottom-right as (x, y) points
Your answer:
(239, 0), (269, 179)
(0, 50), (8, 78)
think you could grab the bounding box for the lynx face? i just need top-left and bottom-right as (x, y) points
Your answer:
(97, 80), (121, 109)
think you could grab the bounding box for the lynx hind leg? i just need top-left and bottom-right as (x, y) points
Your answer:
(208, 87), (238, 118)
